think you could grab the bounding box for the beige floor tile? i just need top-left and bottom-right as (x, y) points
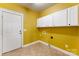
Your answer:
(2, 42), (68, 56)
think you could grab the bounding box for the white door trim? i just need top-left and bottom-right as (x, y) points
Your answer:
(0, 8), (23, 16)
(0, 8), (24, 54)
(21, 13), (24, 48)
(0, 10), (2, 56)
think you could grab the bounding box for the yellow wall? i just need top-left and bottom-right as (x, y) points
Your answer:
(0, 3), (39, 45)
(1, 3), (79, 55)
(38, 3), (79, 55)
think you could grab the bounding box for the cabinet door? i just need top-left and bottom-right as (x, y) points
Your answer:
(43, 15), (53, 27)
(37, 18), (42, 27)
(53, 9), (67, 26)
(68, 6), (79, 26)
(37, 17), (45, 27)
(37, 14), (53, 27)
(40, 16), (47, 27)
(47, 14), (54, 26)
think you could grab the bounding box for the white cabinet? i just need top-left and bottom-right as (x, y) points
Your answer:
(37, 9), (68, 27)
(43, 14), (54, 27)
(37, 5), (79, 27)
(37, 18), (43, 27)
(37, 17), (46, 27)
(53, 9), (67, 26)
(68, 5), (79, 26)
(37, 14), (53, 27)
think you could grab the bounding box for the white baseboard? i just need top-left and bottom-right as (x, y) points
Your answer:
(39, 40), (77, 56)
(23, 40), (40, 47)
(23, 40), (77, 56)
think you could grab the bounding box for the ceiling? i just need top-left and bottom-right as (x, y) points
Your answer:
(20, 3), (56, 12)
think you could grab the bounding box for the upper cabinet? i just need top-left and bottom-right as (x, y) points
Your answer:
(37, 17), (44, 27)
(53, 9), (67, 26)
(37, 5), (79, 27)
(37, 14), (53, 27)
(68, 5), (79, 26)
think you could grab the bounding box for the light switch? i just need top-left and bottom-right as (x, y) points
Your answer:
(24, 29), (27, 32)
(42, 31), (47, 35)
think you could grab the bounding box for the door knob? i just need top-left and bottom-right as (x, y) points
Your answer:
(19, 30), (22, 34)
(69, 24), (70, 26)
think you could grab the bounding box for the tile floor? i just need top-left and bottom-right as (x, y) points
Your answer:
(2, 42), (68, 56)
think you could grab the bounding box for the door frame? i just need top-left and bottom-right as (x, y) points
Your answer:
(0, 8), (24, 54)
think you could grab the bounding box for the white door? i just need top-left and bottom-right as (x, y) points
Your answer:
(53, 9), (67, 26)
(68, 6), (78, 26)
(0, 10), (2, 55)
(2, 11), (22, 53)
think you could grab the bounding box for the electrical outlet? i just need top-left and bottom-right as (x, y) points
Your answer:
(65, 44), (69, 48)
(42, 31), (47, 35)
(40, 34), (42, 36)
(72, 49), (77, 52)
